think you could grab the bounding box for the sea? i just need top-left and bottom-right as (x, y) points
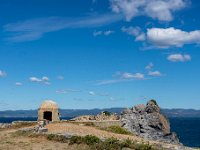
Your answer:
(0, 117), (199, 148)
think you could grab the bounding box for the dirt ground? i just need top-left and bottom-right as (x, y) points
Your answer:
(0, 122), (143, 150)
(0, 128), (89, 150)
(46, 122), (142, 141)
(0, 122), (194, 150)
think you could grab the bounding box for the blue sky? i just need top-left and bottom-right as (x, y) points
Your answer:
(0, 0), (200, 110)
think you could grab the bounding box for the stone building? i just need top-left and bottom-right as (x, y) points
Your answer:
(38, 100), (60, 122)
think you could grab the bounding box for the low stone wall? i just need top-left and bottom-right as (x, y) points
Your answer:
(0, 121), (37, 129)
(0, 123), (11, 129)
(92, 120), (122, 128)
(65, 120), (122, 128)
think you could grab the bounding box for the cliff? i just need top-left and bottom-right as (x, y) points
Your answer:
(121, 100), (180, 144)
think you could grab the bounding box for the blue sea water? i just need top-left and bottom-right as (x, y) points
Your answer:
(0, 117), (199, 148)
(169, 117), (200, 148)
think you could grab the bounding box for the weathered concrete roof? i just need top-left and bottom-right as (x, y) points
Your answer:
(39, 100), (59, 109)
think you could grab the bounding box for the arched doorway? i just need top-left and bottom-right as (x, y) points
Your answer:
(43, 111), (52, 121)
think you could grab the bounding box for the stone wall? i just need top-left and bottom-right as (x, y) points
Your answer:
(38, 108), (60, 122)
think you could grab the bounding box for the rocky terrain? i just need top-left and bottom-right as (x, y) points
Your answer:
(71, 111), (119, 121)
(121, 100), (180, 144)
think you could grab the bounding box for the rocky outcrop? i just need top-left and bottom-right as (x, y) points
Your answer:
(121, 100), (180, 144)
(0, 123), (11, 129)
(72, 112), (120, 121)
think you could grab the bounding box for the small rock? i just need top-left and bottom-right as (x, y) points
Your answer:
(38, 127), (48, 133)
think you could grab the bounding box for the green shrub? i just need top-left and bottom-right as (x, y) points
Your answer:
(69, 135), (83, 145)
(47, 134), (68, 143)
(84, 135), (100, 145)
(102, 125), (132, 135)
(120, 138), (133, 148)
(103, 111), (111, 116)
(149, 99), (158, 106)
(100, 137), (120, 150)
(134, 142), (154, 150)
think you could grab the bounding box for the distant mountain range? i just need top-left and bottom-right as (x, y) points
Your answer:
(0, 108), (200, 118)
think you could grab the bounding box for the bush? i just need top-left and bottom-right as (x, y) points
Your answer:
(46, 134), (68, 143)
(102, 125), (132, 135)
(84, 135), (100, 145)
(149, 99), (158, 106)
(103, 111), (111, 116)
(120, 138), (133, 148)
(69, 135), (84, 145)
(134, 142), (154, 150)
(98, 137), (120, 150)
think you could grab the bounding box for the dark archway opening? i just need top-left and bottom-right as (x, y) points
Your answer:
(43, 111), (52, 121)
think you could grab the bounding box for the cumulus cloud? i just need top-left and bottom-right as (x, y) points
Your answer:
(29, 77), (42, 82)
(15, 82), (23, 86)
(42, 76), (49, 81)
(4, 14), (122, 42)
(148, 71), (162, 76)
(147, 27), (200, 48)
(110, 0), (187, 21)
(29, 76), (51, 85)
(167, 54), (191, 62)
(93, 30), (114, 36)
(121, 26), (145, 41)
(0, 70), (7, 77)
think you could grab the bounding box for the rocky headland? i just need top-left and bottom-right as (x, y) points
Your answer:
(121, 100), (180, 144)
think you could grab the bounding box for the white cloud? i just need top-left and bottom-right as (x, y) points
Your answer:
(167, 54), (191, 62)
(42, 76), (49, 81)
(93, 31), (102, 36)
(56, 89), (80, 94)
(89, 91), (96, 95)
(93, 30), (114, 36)
(104, 30), (114, 36)
(15, 82), (23, 86)
(121, 72), (145, 80)
(4, 14), (122, 42)
(147, 27), (200, 48)
(121, 26), (145, 41)
(145, 62), (154, 70)
(29, 76), (51, 85)
(29, 77), (42, 82)
(97, 79), (123, 85)
(110, 0), (187, 21)
(148, 71), (162, 76)
(0, 70), (7, 77)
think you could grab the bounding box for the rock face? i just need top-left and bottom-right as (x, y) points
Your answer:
(72, 112), (119, 121)
(121, 100), (180, 144)
(0, 123), (11, 129)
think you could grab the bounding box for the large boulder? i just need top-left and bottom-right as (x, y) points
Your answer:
(121, 100), (179, 144)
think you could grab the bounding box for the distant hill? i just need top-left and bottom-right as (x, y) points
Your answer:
(0, 108), (200, 118)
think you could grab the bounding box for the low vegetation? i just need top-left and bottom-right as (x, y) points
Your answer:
(14, 129), (157, 150)
(102, 111), (112, 116)
(70, 136), (156, 150)
(100, 125), (132, 135)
